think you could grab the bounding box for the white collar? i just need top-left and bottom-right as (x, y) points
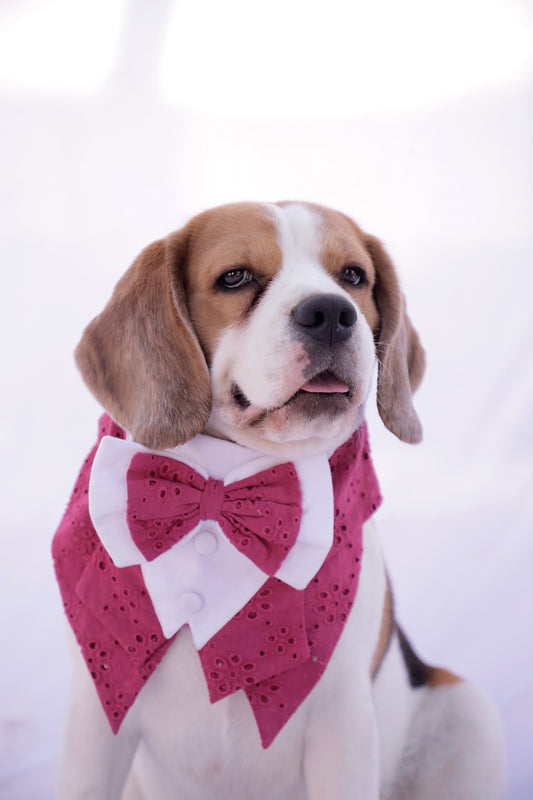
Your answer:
(89, 433), (334, 648)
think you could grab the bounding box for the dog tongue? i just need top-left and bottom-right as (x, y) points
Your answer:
(300, 374), (349, 393)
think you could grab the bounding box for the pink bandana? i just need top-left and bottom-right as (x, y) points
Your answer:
(53, 415), (381, 748)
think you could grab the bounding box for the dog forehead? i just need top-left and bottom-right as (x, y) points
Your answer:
(267, 203), (322, 262)
(185, 201), (373, 291)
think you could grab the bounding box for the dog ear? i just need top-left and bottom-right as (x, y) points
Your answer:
(75, 223), (212, 449)
(364, 234), (425, 444)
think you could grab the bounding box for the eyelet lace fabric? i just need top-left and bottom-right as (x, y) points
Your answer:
(52, 415), (382, 747)
(126, 453), (302, 574)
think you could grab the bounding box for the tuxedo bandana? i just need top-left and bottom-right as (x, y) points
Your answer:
(53, 415), (381, 748)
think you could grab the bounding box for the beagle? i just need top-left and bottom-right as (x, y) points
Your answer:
(54, 202), (505, 799)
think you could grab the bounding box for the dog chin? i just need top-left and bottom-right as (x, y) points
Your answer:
(205, 399), (366, 459)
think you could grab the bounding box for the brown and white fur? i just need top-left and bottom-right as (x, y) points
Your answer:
(56, 202), (505, 799)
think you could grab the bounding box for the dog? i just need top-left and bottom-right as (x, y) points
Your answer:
(53, 201), (505, 799)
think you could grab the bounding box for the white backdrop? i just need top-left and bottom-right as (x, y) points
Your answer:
(1, 1), (532, 797)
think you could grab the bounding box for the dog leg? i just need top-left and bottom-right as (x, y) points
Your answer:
(55, 640), (141, 800)
(300, 519), (385, 799)
(121, 767), (147, 800)
(303, 679), (380, 800)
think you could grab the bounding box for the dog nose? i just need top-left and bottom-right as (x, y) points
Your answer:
(292, 294), (357, 346)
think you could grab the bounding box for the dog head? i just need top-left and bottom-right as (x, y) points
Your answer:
(75, 202), (425, 457)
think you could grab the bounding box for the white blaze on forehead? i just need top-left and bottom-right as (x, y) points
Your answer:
(264, 203), (364, 306)
(267, 202), (322, 265)
(265, 203), (346, 296)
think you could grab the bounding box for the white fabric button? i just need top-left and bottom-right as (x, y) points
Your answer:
(193, 530), (218, 556)
(178, 591), (204, 615)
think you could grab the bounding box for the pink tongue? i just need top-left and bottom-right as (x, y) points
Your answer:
(301, 377), (349, 393)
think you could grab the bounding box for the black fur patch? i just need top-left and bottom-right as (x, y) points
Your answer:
(396, 625), (434, 688)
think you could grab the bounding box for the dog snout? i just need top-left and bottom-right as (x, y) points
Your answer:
(291, 294), (357, 347)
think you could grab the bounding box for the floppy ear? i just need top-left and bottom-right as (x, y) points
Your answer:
(75, 223), (212, 450)
(364, 234), (425, 444)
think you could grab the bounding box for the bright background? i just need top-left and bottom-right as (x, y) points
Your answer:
(1, 1), (532, 797)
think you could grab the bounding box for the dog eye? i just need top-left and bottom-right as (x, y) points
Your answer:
(341, 265), (367, 287)
(217, 268), (254, 289)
